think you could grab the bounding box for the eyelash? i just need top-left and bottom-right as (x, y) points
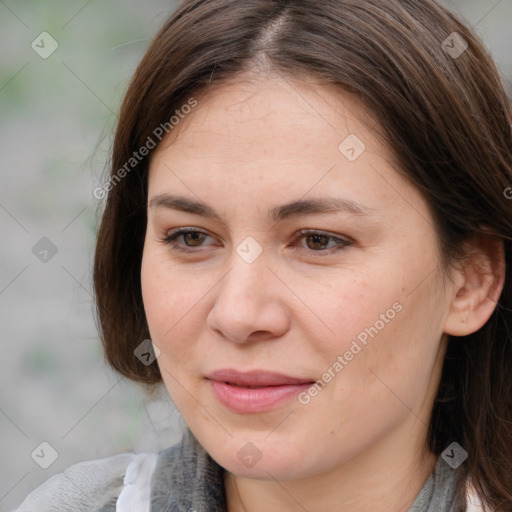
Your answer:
(159, 227), (352, 256)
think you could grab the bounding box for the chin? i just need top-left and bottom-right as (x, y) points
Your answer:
(199, 432), (319, 481)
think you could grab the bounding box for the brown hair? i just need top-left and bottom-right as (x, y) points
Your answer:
(93, 0), (512, 509)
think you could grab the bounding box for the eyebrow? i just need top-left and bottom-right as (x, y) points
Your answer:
(148, 193), (376, 223)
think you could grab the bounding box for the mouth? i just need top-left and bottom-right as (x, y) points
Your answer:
(206, 369), (315, 413)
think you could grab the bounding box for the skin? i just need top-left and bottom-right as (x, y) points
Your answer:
(140, 71), (504, 512)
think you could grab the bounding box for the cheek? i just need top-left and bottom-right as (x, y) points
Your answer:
(303, 253), (445, 390)
(140, 251), (205, 357)
(328, 278), (446, 420)
(297, 268), (400, 354)
(141, 252), (209, 412)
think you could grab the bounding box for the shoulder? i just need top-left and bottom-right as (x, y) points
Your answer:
(14, 430), (224, 512)
(14, 452), (158, 512)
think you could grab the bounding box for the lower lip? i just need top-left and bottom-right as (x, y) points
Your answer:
(208, 380), (312, 413)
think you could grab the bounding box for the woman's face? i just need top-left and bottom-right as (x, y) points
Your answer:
(141, 74), (457, 480)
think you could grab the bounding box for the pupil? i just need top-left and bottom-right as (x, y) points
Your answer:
(308, 234), (328, 250)
(185, 232), (204, 246)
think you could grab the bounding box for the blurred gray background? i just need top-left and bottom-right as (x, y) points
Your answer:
(0, 1), (510, 510)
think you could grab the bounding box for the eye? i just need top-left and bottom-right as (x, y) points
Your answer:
(159, 227), (216, 252)
(294, 229), (352, 255)
(159, 227), (352, 256)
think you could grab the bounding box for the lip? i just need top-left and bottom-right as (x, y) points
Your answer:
(206, 369), (314, 413)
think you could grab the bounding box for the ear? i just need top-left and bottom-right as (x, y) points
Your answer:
(443, 234), (505, 337)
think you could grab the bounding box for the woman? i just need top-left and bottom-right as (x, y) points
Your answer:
(16, 0), (512, 511)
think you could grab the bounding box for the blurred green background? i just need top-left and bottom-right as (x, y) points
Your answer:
(0, 1), (510, 510)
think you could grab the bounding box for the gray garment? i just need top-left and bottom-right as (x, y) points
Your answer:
(407, 455), (461, 512)
(150, 429), (466, 512)
(150, 429), (226, 511)
(15, 428), (472, 512)
(15, 453), (134, 512)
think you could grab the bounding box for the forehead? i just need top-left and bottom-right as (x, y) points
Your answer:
(146, 74), (421, 222)
(155, 74), (382, 164)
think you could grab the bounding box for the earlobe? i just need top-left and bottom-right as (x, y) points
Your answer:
(443, 236), (505, 337)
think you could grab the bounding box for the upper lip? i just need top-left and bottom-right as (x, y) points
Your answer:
(206, 369), (314, 387)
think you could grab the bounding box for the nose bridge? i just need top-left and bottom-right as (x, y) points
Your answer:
(207, 244), (290, 342)
(221, 245), (272, 307)
(220, 232), (270, 295)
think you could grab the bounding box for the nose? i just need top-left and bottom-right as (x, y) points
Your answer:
(206, 254), (291, 344)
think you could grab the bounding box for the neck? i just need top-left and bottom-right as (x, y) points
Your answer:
(224, 422), (437, 512)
